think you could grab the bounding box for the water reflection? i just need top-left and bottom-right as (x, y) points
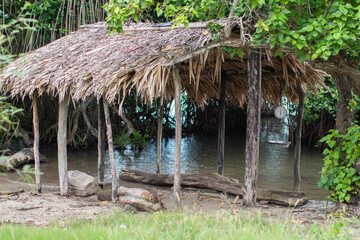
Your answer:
(16, 117), (327, 200)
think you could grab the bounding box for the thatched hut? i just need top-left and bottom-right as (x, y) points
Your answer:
(0, 20), (327, 205)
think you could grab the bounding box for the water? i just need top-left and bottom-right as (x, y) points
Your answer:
(7, 117), (328, 200)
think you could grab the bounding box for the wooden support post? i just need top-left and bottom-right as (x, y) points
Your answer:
(244, 49), (262, 206)
(97, 97), (106, 183)
(173, 66), (182, 207)
(58, 94), (69, 195)
(294, 80), (305, 191)
(217, 72), (226, 176)
(156, 103), (164, 174)
(32, 92), (41, 193)
(103, 101), (117, 203)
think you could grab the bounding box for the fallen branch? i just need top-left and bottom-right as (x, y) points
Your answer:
(0, 148), (47, 172)
(119, 168), (308, 207)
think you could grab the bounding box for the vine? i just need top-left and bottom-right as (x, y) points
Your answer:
(318, 125), (360, 202)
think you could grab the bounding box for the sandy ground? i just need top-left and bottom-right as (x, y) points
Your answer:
(1, 175), (359, 227)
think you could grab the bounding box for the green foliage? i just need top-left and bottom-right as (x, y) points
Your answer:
(114, 130), (149, 151)
(301, 78), (360, 146)
(0, 97), (23, 146)
(254, 0), (360, 61)
(304, 78), (338, 125)
(105, 0), (360, 63)
(0, 16), (39, 180)
(1, 0), (107, 55)
(0, 8), (36, 64)
(221, 46), (245, 58)
(114, 133), (131, 150)
(318, 125), (360, 202)
(130, 130), (149, 150)
(104, 0), (231, 33)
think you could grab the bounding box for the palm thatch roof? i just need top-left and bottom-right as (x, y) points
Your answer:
(0, 20), (327, 106)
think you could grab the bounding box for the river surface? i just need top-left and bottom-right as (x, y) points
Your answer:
(6, 117), (328, 200)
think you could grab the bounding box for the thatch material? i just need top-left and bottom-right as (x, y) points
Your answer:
(0, 20), (327, 106)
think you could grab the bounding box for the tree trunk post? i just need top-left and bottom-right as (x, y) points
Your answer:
(97, 97), (106, 183)
(217, 72), (226, 176)
(58, 94), (69, 195)
(32, 92), (41, 193)
(156, 103), (164, 174)
(103, 101), (117, 203)
(244, 49), (262, 206)
(294, 80), (305, 192)
(173, 65), (182, 207)
(332, 73), (354, 134)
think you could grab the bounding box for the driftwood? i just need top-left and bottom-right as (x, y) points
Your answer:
(68, 170), (99, 196)
(97, 186), (164, 212)
(117, 186), (164, 212)
(118, 196), (164, 212)
(0, 148), (47, 172)
(119, 169), (308, 207)
(117, 186), (162, 204)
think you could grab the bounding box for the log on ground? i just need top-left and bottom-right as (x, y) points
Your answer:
(117, 186), (162, 204)
(118, 196), (164, 212)
(97, 186), (164, 212)
(68, 170), (99, 196)
(119, 168), (308, 207)
(0, 148), (47, 172)
(118, 186), (164, 211)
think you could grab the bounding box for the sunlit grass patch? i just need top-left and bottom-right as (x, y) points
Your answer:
(0, 210), (356, 240)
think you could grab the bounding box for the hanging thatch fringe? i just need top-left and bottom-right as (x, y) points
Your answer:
(0, 20), (328, 106)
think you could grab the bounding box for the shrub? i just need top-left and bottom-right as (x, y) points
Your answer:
(318, 126), (360, 202)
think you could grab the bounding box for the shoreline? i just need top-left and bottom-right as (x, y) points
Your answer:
(2, 175), (354, 227)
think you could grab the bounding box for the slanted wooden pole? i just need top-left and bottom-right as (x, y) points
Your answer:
(173, 65), (182, 207)
(58, 94), (69, 195)
(217, 72), (226, 176)
(294, 80), (305, 192)
(156, 103), (164, 174)
(32, 92), (41, 193)
(97, 97), (106, 183)
(244, 49), (262, 206)
(103, 101), (117, 203)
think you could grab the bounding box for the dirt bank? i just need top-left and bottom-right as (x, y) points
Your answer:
(1, 175), (359, 227)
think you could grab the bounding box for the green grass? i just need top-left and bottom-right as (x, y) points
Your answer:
(0, 210), (356, 240)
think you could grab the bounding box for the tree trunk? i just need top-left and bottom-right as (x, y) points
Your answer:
(103, 101), (117, 203)
(81, 99), (98, 137)
(332, 73), (354, 134)
(217, 72), (226, 176)
(294, 80), (305, 192)
(119, 169), (308, 207)
(16, 127), (33, 147)
(244, 49), (262, 206)
(314, 55), (360, 97)
(0, 148), (47, 172)
(97, 97), (105, 183)
(32, 93), (41, 193)
(111, 105), (135, 137)
(58, 94), (69, 195)
(173, 66), (182, 207)
(156, 104), (163, 174)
